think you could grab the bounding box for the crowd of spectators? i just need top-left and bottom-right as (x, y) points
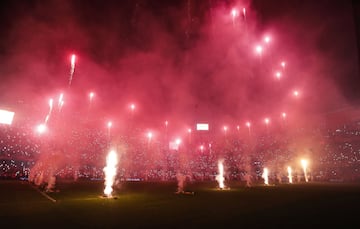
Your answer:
(1, 118), (359, 183)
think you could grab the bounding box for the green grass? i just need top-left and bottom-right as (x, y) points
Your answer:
(1, 180), (359, 228)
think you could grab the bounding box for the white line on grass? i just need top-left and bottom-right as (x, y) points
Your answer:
(29, 183), (57, 203)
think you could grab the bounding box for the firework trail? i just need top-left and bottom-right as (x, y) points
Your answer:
(68, 54), (76, 87)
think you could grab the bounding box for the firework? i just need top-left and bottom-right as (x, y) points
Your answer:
(49, 98), (53, 114)
(264, 35), (271, 44)
(231, 8), (238, 27)
(89, 92), (94, 102)
(255, 45), (263, 55)
(223, 125), (228, 133)
(262, 167), (269, 185)
(275, 71), (281, 79)
(287, 166), (293, 183)
(200, 145), (204, 152)
(103, 150), (118, 197)
(264, 118), (270, 125)
(215, 160), (225, 189)
(301, 159), (309, 182)
(69, 54), (76, 86)
(147, 131), (153, 144)
(176, 173), (186, 193)
(246, 121), (251, 135)
(57, 93), (64, 112)
(36, 124), (47, 134)
(44, 114), (50, 124)
(58, 93), (63, 107)
(44, 98), (53, 123)
(130, 103), (135, 112)
(281, 61), (286, 68)
(293, 90), (299, 97)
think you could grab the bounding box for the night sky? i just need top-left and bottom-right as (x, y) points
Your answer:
(0, 0), (359, 128)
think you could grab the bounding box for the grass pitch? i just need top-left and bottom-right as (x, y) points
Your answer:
(1, 180), (359, 228)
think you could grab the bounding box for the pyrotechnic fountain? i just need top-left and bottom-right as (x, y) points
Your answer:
(301, 159), (309, 182)
(176, 173), (186, 194)
(175, 173), (194, 195)
(287, 166), (293, 184)
(262, 167), (269, 185)
(103, 150), (118, 197)
(215, 160), (227, 189)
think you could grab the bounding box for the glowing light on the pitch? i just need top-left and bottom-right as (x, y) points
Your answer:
(236, 125), (240, 131)
(200, 145), (204, 152)
(301, 159), (309, 182)
(282, 112), (287, 119)
(243, 8), (246, 18)
(188, 128), (192, 133)
(281, 61), (286, 68)
(103, 150), (118, 197)
(175, 138), (181, 145)
(215, 160), (225, 189)
(287, 166), (293, 184)
(262, 167), (269, 185)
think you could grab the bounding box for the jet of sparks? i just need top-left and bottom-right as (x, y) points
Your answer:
(103, 150), (118, 197)
(215, 160), (225, 189)
(262, 167), (269, 185)
(301, 159), (309, 182)
(287, 166), (293, 184)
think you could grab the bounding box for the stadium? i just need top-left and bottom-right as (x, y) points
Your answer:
(1, 0), (360, 227)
